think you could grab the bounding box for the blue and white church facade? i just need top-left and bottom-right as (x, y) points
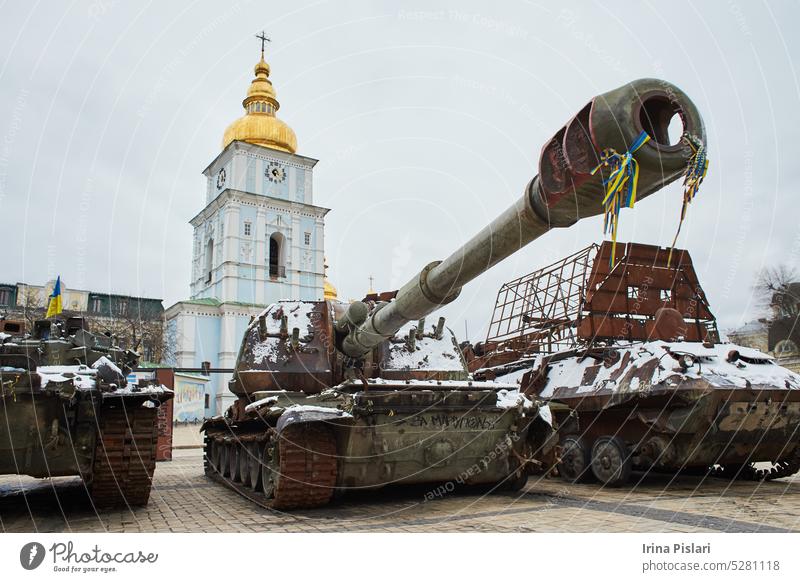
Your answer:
(166, 50), (328, 417)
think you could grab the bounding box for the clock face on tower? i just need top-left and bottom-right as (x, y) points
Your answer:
(216, 168), (226, 190)
(266, 162), (286, 183)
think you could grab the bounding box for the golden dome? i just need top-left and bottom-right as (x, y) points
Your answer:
(323, 278), (338, 301)
(222, 55), (297, 153)
(323, 258), (338, 300)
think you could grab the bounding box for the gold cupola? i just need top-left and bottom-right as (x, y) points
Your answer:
(323, 258), (338, 301)
(222, 49), (297, 153)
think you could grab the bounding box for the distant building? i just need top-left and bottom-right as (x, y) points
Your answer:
(165, 47), (333, 417)
(727, 319), (770, 354)
(0, 279), (164, 363)
(727, 285), (800, 373)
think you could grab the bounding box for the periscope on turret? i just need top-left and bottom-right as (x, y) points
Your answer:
(200, 78), (707, 510)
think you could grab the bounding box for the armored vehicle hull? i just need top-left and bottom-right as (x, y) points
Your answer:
(539, 342), (800, 485)
(204, 377), (550, 508)
(470, 242), (800, 486)
(0, 318), (172, 507)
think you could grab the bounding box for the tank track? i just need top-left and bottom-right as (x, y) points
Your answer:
(205, 423), (337, 510)
(88, 404), (159, 508)
(708, 448), (800, 482)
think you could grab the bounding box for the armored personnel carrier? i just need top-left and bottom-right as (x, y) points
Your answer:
(201, 77), (707, 509)
(0, 316), (173, 507)
(472, 241), (800, 487)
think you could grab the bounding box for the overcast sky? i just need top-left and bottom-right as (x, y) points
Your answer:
(1, 0), (799, 340)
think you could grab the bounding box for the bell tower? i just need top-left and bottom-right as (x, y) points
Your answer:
(166, 39), (329, 418)
(188, 37), (328, 304)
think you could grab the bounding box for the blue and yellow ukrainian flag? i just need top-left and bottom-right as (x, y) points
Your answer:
(46, 276), (63, 318)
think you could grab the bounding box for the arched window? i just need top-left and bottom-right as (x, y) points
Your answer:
(269, 233), (285, 278)
(205, 239), (214, 283)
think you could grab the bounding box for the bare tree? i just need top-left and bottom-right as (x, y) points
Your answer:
(83, 309), (165, 364)
(17, 286), (46, 330)
(757, 265), (800, 319)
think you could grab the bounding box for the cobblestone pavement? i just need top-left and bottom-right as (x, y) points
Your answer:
(2, 448), (800, 533)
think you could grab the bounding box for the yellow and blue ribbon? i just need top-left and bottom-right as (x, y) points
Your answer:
(591, 130), (651, 267)
(667, 134), (709, 265)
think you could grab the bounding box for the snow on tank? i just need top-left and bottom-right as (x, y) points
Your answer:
(380, 320), (468, 379)
(539, 341), (800, 400)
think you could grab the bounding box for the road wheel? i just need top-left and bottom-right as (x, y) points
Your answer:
(261, 439), (280, 500)
(591, 436), (632, 487)
(239, 443), (252, 487)
(219, 442), (229, 477)
(209, 440), (222, 473)
(229, 442), (240, 481)
(248, 442), (263, 491)
(558, 435), (592, 483)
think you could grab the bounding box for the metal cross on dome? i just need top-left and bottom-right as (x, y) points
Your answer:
(255, 31), (271, 55)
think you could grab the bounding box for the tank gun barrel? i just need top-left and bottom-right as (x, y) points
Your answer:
(341, 78), (706, 358)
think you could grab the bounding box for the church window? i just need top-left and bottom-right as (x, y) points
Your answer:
(304, 232), (311, 245)
(269, 233), (285, 278)
(244, 222), (252, 236)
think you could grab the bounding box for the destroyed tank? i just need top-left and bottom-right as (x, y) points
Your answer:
(0, 317), (173, 507)
(473, 242), (800, 487)
(201, 78), (706, 509)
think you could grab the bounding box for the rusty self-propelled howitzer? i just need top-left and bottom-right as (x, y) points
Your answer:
(0, 317), (173, 507)
(201, 78), (707, 509)
(473, 242), (800, 487)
